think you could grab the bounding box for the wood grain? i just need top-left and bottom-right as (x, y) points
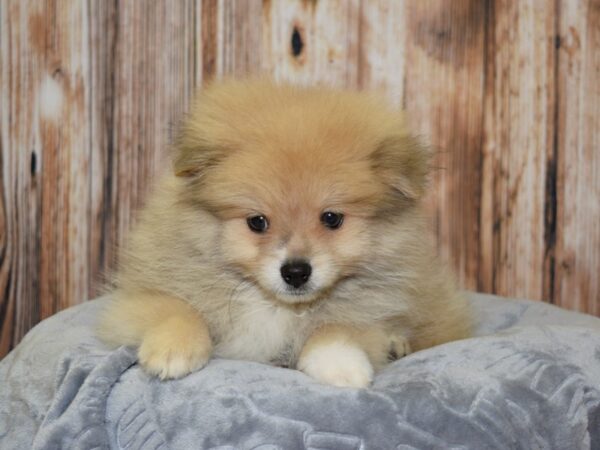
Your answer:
(1, 1), (93, 357)
(262, 0), (361, 87)
(216, 0), (263, 78)
(1, 0), (47, 355)
(88, 0), (118, 293)
(403, 0), (486, 291)
(39, 1), (93, 319)
(555, 0), (600, 313)
(198, 0), (218, 84)
(0, 0), (197, 355)
(481, 0), (557, 301)
(93, 0), (196, 292)
(1, 0), (599, 357)
(356, 1), (407, 106)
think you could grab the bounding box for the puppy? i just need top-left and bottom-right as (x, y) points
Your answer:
(97, 79), (471, 388)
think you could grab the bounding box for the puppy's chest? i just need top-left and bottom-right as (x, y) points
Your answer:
(214, 301), (310, 365)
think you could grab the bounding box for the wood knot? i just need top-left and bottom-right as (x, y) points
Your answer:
(291, 26), (304, 58)
(30, 151), (37, 175)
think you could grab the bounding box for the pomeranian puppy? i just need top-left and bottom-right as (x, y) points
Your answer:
(97, 79), (471, 388)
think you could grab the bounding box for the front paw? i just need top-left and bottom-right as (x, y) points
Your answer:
(138, 317), (212, 380)
(297, 342), (374, 388)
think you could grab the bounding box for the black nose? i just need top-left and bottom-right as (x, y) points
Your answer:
(280, 261), (312, 288)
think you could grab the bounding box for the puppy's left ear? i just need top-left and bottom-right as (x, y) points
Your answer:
(372, 134), (431, 201)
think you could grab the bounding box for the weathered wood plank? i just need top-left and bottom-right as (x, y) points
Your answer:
(87, 0), (118, 293)
(403, 0), (486, 291)
(0, 0), (47, 355)
(555, 0), (600, 313)
(481, 0), (557, 301)
(198, 0), (218, 85)
(262, 0), (361, 87)
(102, 0), (197, 281)
(216, 0), (263, 78)
(38, 1), (92, 317)
(0, 0), (198, 357)
(0, 0), (93, 359)
(356, 1), (406, 106)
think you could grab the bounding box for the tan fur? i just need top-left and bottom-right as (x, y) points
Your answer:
(97, 78), (472, 386)
(98, 291), (212, 379)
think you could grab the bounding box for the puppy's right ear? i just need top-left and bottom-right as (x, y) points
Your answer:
(173, 140), (224, 178)
(175, 83), (234, 178)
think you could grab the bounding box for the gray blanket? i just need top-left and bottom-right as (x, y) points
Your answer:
(1, 293), (600, 449)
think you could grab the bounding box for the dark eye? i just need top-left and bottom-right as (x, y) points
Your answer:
(321, 211), (344, 229)
(247, 215), (269, 233)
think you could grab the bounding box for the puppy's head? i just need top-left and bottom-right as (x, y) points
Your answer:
(174, 80), (429, 304)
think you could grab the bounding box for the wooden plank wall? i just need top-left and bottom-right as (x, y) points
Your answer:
(1, 0), (599, 357)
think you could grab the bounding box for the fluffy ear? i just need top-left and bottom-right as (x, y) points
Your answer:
(371, 134), (431, 201)
(173, 140), (224, 178)
(172, 92), (228, 178)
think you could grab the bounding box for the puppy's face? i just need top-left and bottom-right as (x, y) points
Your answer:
(175, 81), (429, 305)
(209, 146), (379, 304)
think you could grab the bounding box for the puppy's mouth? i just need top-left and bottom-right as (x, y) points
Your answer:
(255, 260), (335, 306)
(274, 285), (321, 304)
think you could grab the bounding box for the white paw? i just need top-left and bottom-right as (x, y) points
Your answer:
(298, 342), (374, 388)
(138, 321), (212, 380)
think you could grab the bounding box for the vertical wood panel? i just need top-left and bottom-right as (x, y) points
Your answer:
(88, 0), (118, 291)
(38, 1), (92, 318)
(1, 0), (198, 356)
(89, 1), (196, 295)
(356, 1), (406, 106)
(311, 0), (361, 87)
(107, 0), (196, 270)
(216, 0), (263, 78)
(555, 0), (600, 312)
(261, 0), (307, 82)
(262, 0), (360, 87)
(0, 0), (45, 354)
(403, 1), (486, 291)
(0, 0), (93, 359)
(198, 0), (218, 85)
(481, 0), (556, 300)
